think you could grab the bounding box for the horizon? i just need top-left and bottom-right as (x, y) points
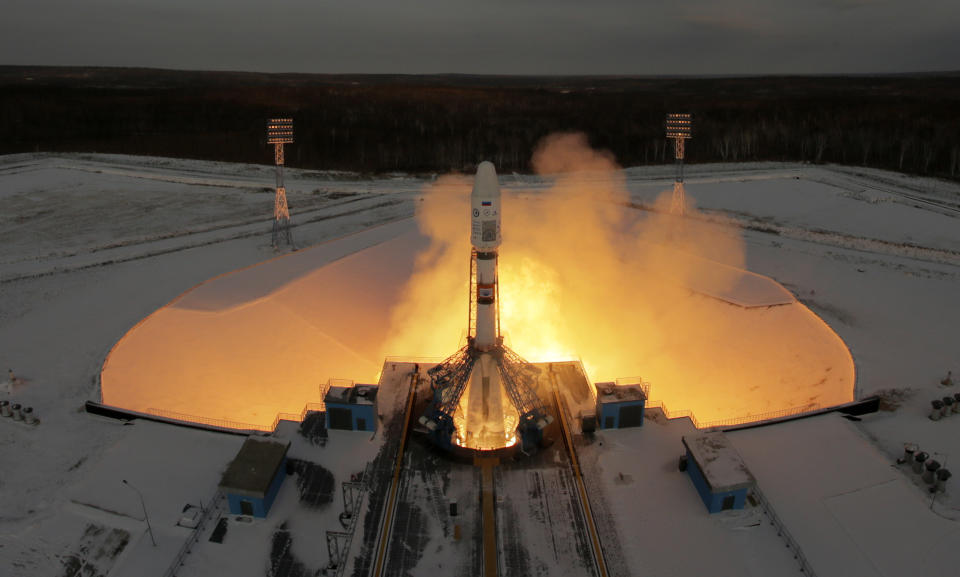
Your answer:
(4, 63), (960, 80)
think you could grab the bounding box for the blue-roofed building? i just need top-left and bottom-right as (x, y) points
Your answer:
(682, 432), (755, 513)
(595, 382), (646, 429)
(325, 384), (379, 432)
(219, 437), (290, 518)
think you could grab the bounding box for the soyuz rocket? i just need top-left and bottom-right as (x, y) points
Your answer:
(471, 161), (501, 350)
(420, 161), (551, 452)
(464, 161), (508, 447)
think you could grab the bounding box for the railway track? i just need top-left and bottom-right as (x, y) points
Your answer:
(548, 368), (610, 577)
(371, 370), (419, 577)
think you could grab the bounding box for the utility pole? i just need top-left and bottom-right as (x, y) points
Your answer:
(122, 479), (157, 547)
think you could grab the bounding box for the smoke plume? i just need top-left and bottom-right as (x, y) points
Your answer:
(381, 133), (853, 422)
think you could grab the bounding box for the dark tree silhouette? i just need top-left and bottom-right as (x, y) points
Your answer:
(1, 67), (959, 179)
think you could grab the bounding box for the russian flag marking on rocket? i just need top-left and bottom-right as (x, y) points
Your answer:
(481, 201), (491, 206)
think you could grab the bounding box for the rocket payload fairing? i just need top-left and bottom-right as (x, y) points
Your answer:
(471, 161), (501, 350)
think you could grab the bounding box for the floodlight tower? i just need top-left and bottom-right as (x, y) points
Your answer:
(666, 113), (692, 216)
(267, 118), (295, 248)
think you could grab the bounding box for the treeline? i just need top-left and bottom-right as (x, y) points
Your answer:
(1, 66), (959, 178)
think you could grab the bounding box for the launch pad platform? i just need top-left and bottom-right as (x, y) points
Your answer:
(365, 360), (610, 577)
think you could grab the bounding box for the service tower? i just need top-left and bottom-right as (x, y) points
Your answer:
(419, 162), (553, 454)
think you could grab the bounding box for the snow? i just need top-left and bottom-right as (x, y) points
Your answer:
(684, 431), (755, 492)
(495, 464), (598, 576)
(581, 415), (801, 576)
(1, 419), (243, 577)
(2, 152), (959, 576)
(729, 414), (960, 577)
(595, 382), (645, 404)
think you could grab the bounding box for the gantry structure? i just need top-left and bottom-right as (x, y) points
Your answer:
(420, 252), (551, 453)
(422, 338), (551, 453)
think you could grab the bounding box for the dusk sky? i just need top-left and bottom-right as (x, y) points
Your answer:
(2, 0), (958, 75)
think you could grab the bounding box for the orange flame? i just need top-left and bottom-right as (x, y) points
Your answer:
(382, 133), (854, 423)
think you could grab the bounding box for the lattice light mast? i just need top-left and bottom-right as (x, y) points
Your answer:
(267, 118), (295, 248)
(666, 113), (693, 216)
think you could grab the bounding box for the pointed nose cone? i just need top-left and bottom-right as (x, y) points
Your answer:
(472, 161), (499, 199)
(471, 160), (502, 251)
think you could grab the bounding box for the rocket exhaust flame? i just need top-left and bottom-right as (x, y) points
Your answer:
(388, 133), (855, 427)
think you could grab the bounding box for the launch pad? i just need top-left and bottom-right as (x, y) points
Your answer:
(364, 360), (602, 577)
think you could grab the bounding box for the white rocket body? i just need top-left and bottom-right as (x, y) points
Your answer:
(471, 161), (502, 251)
(471, 161), (501, 350)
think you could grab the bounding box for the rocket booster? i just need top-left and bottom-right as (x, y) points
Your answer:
(471, 161), (501, 349)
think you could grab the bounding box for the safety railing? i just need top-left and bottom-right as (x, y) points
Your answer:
(644, 398), (822, 431)
(162, 492), (225, 577)
(751, 485), (818, 576)
(330, 461), (375, 577)
(146, 397), (328, 434)
(144, 407), (273, 432)
(382, 356), (444, 365)
(268, 401), (328, 432)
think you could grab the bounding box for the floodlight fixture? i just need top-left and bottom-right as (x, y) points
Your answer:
(267, 118), (294, 144)
(665, 113), (692, 139)
(666, 113), (692, 161)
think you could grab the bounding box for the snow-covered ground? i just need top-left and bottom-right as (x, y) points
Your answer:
(1, 153), (958, 575)
(582, 415), (802, 577)
(729, 413), (959, 577)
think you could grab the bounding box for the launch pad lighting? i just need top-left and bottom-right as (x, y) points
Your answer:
(267, 118), (294, 144)
(666, 113), (692, 140)
(666, 113), (693, 216)
(267, 118), (294, 248)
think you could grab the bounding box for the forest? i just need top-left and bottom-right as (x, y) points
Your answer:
(1, 66), (958, 178)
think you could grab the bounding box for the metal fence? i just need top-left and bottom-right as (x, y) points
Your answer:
(644, 398), (822, 431)
(751, 486), (818, 575)
(330, 461), (375, 577)
(144, 407), (272, 432)
(145, 396), (328, 435)
(162, 492), (225, 577)
(270, 400), (328, 431)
